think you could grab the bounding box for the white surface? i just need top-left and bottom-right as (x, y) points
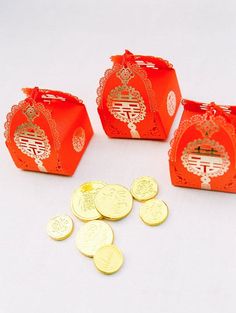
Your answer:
(0, 1), (236, 312)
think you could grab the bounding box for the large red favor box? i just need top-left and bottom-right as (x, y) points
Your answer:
(4, 87), (93, 176)
(169, 100), (236, 192)
(97, 50), (181, 139)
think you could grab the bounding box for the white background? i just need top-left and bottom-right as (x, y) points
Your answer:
(1, 1), (236, 312)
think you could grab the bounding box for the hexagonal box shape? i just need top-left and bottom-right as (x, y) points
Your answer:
(169, 100), (236, 192)
(4, 87), (93, 175)
(97, 50), (181, 140)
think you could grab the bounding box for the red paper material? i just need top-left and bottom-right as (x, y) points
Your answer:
(169, 99), (236, 192)
(4, 87), (93, 176)
(97, 50), (181, 139)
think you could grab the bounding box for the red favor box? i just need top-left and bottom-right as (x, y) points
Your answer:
(4, 87), (93, 176)
(97, 50), (181, 139)
(169, 100), (236, 193)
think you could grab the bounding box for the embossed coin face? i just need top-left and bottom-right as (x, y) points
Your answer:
(139, 199), (169, 226)
(95, 184), (133, 220)
(131, 176), (159, 201)
(71, 181), (106, 221)
(47, 215), (74, 240)
(93, 244), (124, 275)
(76, 220), (114, 257)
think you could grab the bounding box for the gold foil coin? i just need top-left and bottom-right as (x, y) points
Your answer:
(95, 184), (133, 220)
(93, 244), (124, 275)
(76, 220), (114, 257)
(131, 176), (159, 201)
(139, 199), (169, 226)
(71, 181), (106, 221)
(47, 215), (74, 241)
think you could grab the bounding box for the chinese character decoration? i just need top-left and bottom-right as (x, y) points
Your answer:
(181, 115), (230, 190)
(14, 105), (51, 172)
(107, 67), (146, 138)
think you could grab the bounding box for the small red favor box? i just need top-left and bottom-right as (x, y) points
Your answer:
(169, 100), (236, 193)
(97, 50), (181, 139)
(4, 87), (93, 176)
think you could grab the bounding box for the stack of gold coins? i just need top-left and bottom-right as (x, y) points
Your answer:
(71, 181), (105, 221)
(71, 182), (131, 274)
(47, 176), (169, 275)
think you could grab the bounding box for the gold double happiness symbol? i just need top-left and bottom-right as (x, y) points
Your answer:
(107, 67), (146, 138)
(181, 118), (230, 190)
(14, 105), (51, 172)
